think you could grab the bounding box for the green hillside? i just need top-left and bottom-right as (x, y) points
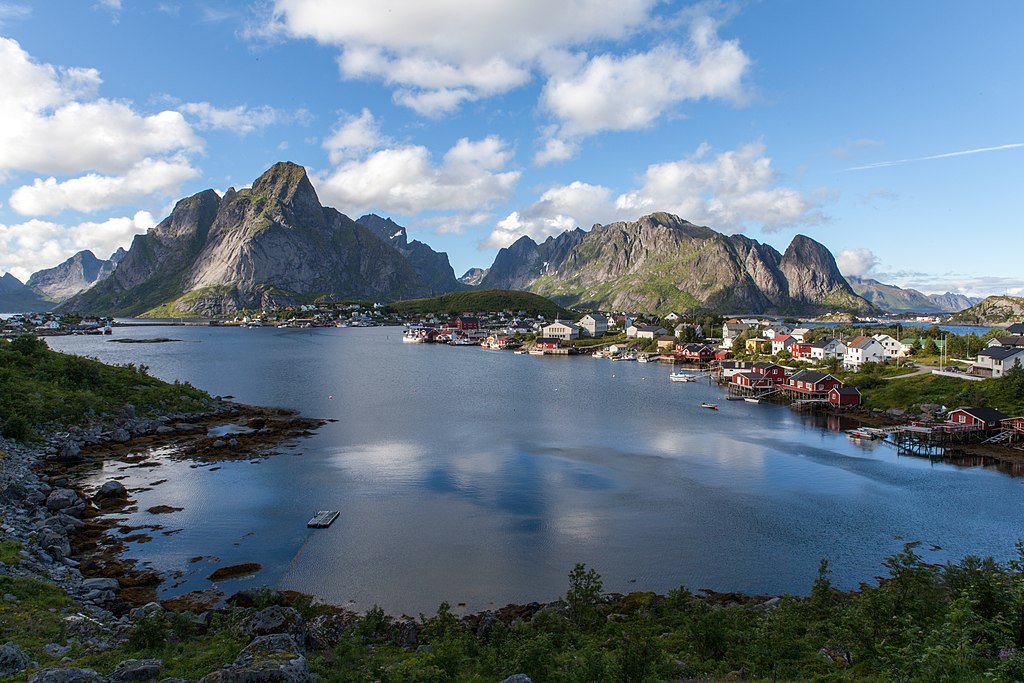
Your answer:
(387, 289), (569, 317)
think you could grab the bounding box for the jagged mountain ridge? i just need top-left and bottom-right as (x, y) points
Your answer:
(480, 212), (872, 315)
(848, 276), (980, 314)
(458, 268), (488, 287)
(61, 163), (435, 316)
(26, 249), (125, 302)
(949, 296), (1024, 325)
(0, 273), (52, 313)
(355, 214), (465, 293)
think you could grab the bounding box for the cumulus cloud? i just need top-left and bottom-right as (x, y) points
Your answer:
(177, 102), (311, 134)
(533, 137), (578, 166)
(8, 157), (199, 215)
(0, 37), (201, 176)
(316, 134), (520, 217)
(540, 17), (749, 137)
(0, 211), (156, 280)
(322, 108), (388, 164)
(262, 0), (660, 115)
(486, 142), (822, 247)
(836, 248), (879, 279)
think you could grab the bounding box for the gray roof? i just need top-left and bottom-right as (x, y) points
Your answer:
(979, 346), (1024, 360)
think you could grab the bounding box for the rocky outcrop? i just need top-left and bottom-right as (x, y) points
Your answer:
(26, 250), (121, 302)
(356, 214), (464, 294)
(205, 634), (310, 683)
(480, 212), (872, 315)
(949, 295), (1024, 325)
(60, 163), (430, 317)
(0, 272), (51, 313)
(458, 267), (488, 287)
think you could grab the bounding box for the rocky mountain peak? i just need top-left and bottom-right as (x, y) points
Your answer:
(357, 214), (408, 249)
(250, 161), (318, 207)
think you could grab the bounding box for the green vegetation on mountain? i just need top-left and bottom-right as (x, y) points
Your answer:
(386, 289), (568, 317)
(951, 295), (1024, 325)
(0, 336), (209, 441)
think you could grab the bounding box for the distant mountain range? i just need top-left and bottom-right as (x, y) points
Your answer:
(1, 160), (989, 319)
(949, 296), (1024, 325)
(479, 212), (873, 315)
(847, 276), (980, 314)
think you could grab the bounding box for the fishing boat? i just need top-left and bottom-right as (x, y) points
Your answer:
(637, 355), (649, 363)
(700, 402), (719, 410)
(847, 428), (881, 441)
(744, 397), (760, 404)
(593, 351), (605, 358)
(513, 349), (527, 355)
(669, 372), (695, 382)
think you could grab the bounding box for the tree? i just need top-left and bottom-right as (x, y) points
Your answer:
(923, 338), (939, 356)
(566, 563), (604, 629)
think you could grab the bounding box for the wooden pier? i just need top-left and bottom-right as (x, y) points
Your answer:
(307, 510), (340, 528)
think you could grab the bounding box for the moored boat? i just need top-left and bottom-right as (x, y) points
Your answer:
(700, 402), (719, 410)
(669, 372), (695, 382)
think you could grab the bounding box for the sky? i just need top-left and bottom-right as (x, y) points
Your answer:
(0, 1), (1022, 296)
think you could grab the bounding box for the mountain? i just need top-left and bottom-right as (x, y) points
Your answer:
(0, 273), (52, 313)
(61, 162), (431, 317)
(479, 212), (872, 315)
(848, 276), (981, 314)
(458, 268), (488, 287)
(949, 296), (1024, 325)
(26, 249), (123, 302)
(355, 214), (464, 293)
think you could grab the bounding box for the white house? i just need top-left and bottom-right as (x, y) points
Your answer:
(790, 327), (813, 342)
(763, 324), (793, 340)
(771, 334), (797, 355)
(662, 312), (682, 323)
(844, 336), (885, 369)
(872, 334), (906, 360)
(975, 346), (1024, 378)
(542, 321), (581, 340)
(578, 313), (608, 337)
(722, 321), (751, 347)
(633, 325), (667, 340)
(808, 338), (846, 360)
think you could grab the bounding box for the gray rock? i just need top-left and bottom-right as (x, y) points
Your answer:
(763, 597), (783, 609)
(0, 642), (31, 677)
(96, 480), (128, 500)
(239, 606), (306, 644)
(58, 443), (83, 463)
(28, 667), (103, 683)
(211, 440), (227, 449)
(46, 489), (80, 512)
(129, 602), (164, 620)
(37, 527), (71, 560)
(818, 644), (853, 666)
(44, 644), (71, 657)
(109, 658), (164, 682)
(920, 403), (942, 414)
(155, 426), (175, 436)
(111, 428), (131, 443)
(498, 676), (533, 683)
(305, 613), (350, 651)
(208, 634), (309, 683)
(175, 423), (200, 433)
(82, 577), (120, 592)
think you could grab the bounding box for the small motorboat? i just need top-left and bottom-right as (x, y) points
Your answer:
(701, 402), (719, 410)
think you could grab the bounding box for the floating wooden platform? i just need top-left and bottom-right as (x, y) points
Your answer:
(307, 510), (340, 528)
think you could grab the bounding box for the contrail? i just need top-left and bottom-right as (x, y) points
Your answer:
(847, 142), (1024, 171)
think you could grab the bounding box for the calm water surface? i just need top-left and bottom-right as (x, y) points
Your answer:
(47, 325), (1024, 614)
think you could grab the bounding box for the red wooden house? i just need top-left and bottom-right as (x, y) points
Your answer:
(946, 407), (1009, 430)
(752, 362), (788, 385)
(733, 372), (775, 389)
(827, 386), (862, 407)
(790, 342), (814, 360)
(785, 370), (843, 395)
(455, 316), (480, 330)
(535, 337), (561, 350)
(675, 343), (715, 361)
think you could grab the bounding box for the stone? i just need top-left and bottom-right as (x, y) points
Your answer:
(498, 676), (533, 683)
(0, 642), (31, 677)
(96, 480), (128, 500)
(818, 644), (853, 666)
(58, 443), (83, 463)
(175, 423), (200, 433)
(129, 602), (164, 620)
(155, 426), (175, 436)
(762, 597), (783, 609)
(209, 634), (310, 683)
(111, 428), (131, 443)
(44, 644), (71, 657)
(109, 659), (164, 682)
(28, 667), (103, 683)
(46, 489), (80, 512)
(37, 527), (71, 560)
(305, 613), (350, 651)
(239, 606), (306, 644)
(83, 577), (121, 592)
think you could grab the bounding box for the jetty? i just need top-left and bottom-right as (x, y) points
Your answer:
(307, 510), (340, 528)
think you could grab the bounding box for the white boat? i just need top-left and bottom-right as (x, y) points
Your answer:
(701, 402), (719, 410)
(744, 397), (760, 404)
(514, 349), (527, 355)
(637, 355), (649, 363)
(528, 348), (546, 356)
(669, 372), (695, 382)
(593, 351), (605, 358)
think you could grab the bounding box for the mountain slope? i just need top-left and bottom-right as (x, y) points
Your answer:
(848, 277), (980, 314)
(356, 214), (464, 294)
(481, 212), (871, 315)
(0, 273), (52, 313)
(26, 249), (122, 302)
(949, 296), (1024, 325)
(62, 162), (429, 316)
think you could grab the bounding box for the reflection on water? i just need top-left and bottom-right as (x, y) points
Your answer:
(52, 326), (1024, 615)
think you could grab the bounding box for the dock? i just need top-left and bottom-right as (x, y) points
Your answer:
(307, 510), (340, 528)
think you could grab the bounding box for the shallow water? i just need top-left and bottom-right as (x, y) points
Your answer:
(49, 325), (1024, 614)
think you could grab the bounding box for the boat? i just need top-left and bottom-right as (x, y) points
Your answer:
(593, 351), (605, 358)
(513, 349), (527, 355)
(700, 402), (719, 410)
(528, 347), (546, 356)
(669, 372), (695, 382)
(744, 397), (760, 404)
(637, 355), (649, 363)
(847, 428), (881, 441)
(307, 510), (340, 528)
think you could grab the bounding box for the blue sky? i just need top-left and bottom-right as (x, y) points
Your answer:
(0, 1), (1021, 296)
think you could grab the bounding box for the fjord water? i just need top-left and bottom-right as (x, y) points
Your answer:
(49, 326), (1024, 614)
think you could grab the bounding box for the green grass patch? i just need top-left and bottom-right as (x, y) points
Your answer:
(387, 289), (569, 317)
(0, 539), (23, 565)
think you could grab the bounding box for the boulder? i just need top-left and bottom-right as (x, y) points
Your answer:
(109, 659), (164, 682)
(0, 642), (31, 677)
(239, 606), (306, 644)
(82, 577), (121, 592)
(58, 442), (83, 463)
(305, 613), (350, 651)
(46, 489), (80, 512)
(111, 428), (132, 443)
(96, 480), (128, 500)
(206, 634), (309, 683)
(28, 668), (103, 683)
(155, 426), (175, 436)
(37, 527), (71, 560)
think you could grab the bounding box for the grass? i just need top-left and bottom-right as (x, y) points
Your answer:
(0, 335), (211, 441)
(0, 539), (23, 565)
(387, 289), (569, 317)
(856, 370), (1024, 414)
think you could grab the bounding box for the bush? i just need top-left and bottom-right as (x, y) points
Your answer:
(566, 563), (603, 629)
(1, 413), (31, 442)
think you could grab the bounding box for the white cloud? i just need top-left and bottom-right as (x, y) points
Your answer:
(265, 0), (659, 113)
(485, 181), (614, 248)
(0, 3), (30, 27)
(178, 102), (311, 134)
(9, 157), (199, 216)
(315, 135), (519, 217)
(0, 37), (201, 176)
(836, 248), (879, 279)
(486, 142), (822, 246)
(322, 108), (387, 164)
(0, 211), (156, 280)
(533, 137), (578, 166)
(541, 17), (749, 136)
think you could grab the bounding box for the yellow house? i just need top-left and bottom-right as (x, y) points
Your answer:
(746, 338), (772, 354)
